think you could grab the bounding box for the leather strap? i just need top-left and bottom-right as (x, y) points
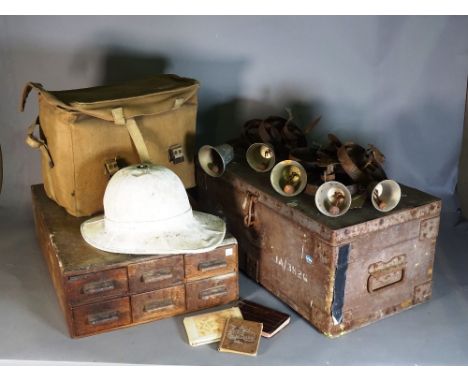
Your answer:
(242, 115), (307, 151)
(112, 107), (151, 163)
(20, 81), (70, 112)
(337, 142), (367, 183)
(20, 82), (43, 112)
(25, 116), (54, 168)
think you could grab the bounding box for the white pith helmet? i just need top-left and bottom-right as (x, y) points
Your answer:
(81, 164), (226, 255)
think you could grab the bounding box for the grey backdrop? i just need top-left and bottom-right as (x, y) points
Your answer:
(0, 16), (467, 215)
(1, 16), (468, 366)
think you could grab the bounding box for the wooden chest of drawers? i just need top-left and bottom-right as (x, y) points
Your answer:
(31, 185), (239, 338)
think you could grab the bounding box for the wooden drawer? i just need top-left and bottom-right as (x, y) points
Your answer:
(128, 256), (184, 293)
(72, 297), (131, 337)
(186, 272), (238, 311)
(184, 245), (238, 281)
(66, 268), (128, 306)
(131, 285), (186, 323)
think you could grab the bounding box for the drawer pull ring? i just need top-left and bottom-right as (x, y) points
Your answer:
(82, 280), (115, 295)
(141, 269), (173, 284)
(144, 299), (174, 313)
(88, 311), (119, 325)
(198, 259), (227, 272)
(199, 286), (228, 300)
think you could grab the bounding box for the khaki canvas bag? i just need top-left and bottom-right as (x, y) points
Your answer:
(21, 74), (199, 217)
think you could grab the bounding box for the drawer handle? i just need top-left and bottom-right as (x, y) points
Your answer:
(198, 259), (227, 272)
(143, 299), (174, 313)
(199, 286), (228, 300)
(88, 311), (119, 326)
(82, 280), (115, 295)
(141, 269), (173, 284)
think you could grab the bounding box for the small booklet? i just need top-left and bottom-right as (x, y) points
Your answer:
(218, 317), (263, 357)
(183, 307), (243, 347)
(237, 299), (290, 338)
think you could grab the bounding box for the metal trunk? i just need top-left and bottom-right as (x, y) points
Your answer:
(197, 162), (441, 337)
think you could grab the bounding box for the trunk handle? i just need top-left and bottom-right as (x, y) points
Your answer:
(243, 192), (258, 227)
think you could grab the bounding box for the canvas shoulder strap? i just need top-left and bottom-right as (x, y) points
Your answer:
(20, 82), (67, 169)
(20, 81), (71, 112)
(111, 107), (151, 163)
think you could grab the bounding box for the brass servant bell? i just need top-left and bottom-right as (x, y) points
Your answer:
(270, 160), (307, 197)
(315, 181), (352, 217)
(246, 143), (276, 172)
(198, 144), (234, 177)
(370, 179), (401, 212)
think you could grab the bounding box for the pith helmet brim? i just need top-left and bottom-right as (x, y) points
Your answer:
(80, 211), (226, 255)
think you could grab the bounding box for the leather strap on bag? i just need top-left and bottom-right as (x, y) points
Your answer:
(23, 115), (58, 199)
(20, 82), (43, 112)
(20, 81), (70, 112)
(21, 81), (70, 169)
(25, 116), (54, 168)
(112, 107), (151, 163)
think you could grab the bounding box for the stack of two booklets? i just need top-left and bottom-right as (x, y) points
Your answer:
(183, 300), (290, 356)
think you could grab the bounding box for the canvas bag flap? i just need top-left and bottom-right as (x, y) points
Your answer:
(21, 74), (199, 121)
